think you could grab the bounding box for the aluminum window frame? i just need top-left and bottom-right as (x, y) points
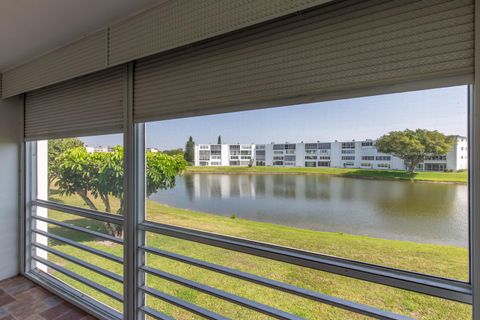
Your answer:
(20, 68), (478, 320)
(135, 84), (475, 319)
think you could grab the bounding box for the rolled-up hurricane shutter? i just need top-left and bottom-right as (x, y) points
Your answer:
(134, 0), (474, 122)
(24, 66), (125, 140)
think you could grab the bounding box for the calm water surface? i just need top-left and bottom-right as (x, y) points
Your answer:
(150, 173), (468, 247)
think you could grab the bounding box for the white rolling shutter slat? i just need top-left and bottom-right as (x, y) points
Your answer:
(134, 0), (474, 122)
(24, 66), (125, 140)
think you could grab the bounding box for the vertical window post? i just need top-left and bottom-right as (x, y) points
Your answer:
(124, 62), (144, 320)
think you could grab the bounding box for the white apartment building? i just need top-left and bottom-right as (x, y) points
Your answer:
(195, 144), (255, 167)
(194, 136), (468, 171)
(85, 146), (115, 153)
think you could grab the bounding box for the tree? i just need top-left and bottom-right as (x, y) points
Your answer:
(184, 136), (195, 164)
(375, 129), (454, 172)
(162, 148), (184, 156)
(217, 135), (222, 144)
(48, 138), (84, 188)
(55, 146), (186, 237)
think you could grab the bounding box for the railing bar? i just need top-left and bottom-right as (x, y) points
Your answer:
(33, 215), (123, 244)
(140, 286), (229, 320)
(139, 221), (471, 304)
(33, 199), (124, 224)
(141, 266), (303, 320)
(32, 229), (123, 264)
(140, 306), (175, 320)
(33, 242), (123, 283)
(141, 246), (410, 320)
(32, 255), (123, 302)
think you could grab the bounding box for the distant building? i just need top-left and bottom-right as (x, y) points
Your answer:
(146, 147), (160, 153)
(85, 146), (115, 153)
(194, 136), (468, 171)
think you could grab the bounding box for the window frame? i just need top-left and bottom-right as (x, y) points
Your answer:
(21, 78), (476, 319)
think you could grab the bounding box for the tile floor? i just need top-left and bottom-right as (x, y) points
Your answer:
(0, 276), (96, 320)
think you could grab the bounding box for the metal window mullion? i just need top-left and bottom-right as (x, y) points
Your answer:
(141, 266), (303, 320)
(32, 228), (123, 264)
(24, 141), (36, 274)
(32, 255), (123, 302)
(472, 1), (480, 317)
(134, 122), (147, 318)
(123, 61), (138, 320)
(33, 215), (123, 244)
(33, 242), (123, 283)
(141, 246), (408, 320)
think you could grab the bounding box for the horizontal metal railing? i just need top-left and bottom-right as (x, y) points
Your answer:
(141, 246), (409, 320)
(29, 268), (123, 320)
(142, 266), (305, 320)
(33, 215), (123, 244)
(29, 199), (471, 319)
(140, 286), (229, 320)
(33, 242), (123, 283)
(33, 228), (123, 264)
(140, 221), (472, 304)
(30, 200), (125, 316)
(33, 199), (124, 224)
(32, 255), (123, 302)
(140, 306), (175, 320)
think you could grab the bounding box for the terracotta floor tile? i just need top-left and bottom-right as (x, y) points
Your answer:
(0, 291), (14, 308)
(0, 276), (98, 320)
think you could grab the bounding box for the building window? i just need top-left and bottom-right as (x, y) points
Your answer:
(424, 155), (447, 161)
(377, 163), (391, 168)
(284, 155), (296, 162)
(341, 142), (355, 149)
(361, 141), (374, 147)
(341, 149), (355, 154)
(285, 144), (296, 150)
(305, 156), (317, 160)
(273, 144), (285, 150)
(305, 161), (317, 167)
(318, 143), (331, 149)
(424, 163), (447, 171)
(318, 156), (330, 160)
(305, 143), (318, 149)
(362, 156), (375, 161)
(375, 156), (391, 161)
(318, 161), (330, 167)
(341, 156), (355, 161)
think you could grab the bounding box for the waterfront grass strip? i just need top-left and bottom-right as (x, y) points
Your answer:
(185, 166), (468, 183)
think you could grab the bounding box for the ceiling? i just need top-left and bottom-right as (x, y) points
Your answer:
(0, 0), (165, 71)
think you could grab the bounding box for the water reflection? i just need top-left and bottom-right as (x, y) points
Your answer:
(150, 173), (468, 247)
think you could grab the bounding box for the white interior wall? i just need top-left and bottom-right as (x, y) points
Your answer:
(0, 96), (21, 280)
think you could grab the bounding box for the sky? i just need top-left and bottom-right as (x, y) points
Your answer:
(80, 85), (469, 150)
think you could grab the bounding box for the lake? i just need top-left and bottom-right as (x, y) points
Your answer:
(150, 173), (468, 247)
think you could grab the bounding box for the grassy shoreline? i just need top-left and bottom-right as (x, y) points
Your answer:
(186, 166), (468, 183)
(45, 189), (470, 319)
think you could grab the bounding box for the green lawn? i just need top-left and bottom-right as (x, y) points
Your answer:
(186, 166), (468, 183)
(41, 190), (471, 319)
